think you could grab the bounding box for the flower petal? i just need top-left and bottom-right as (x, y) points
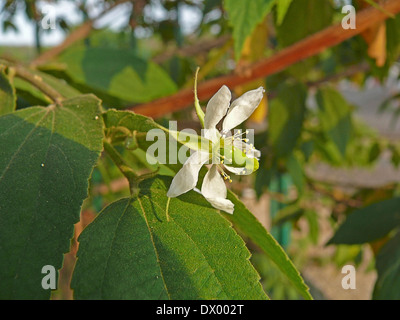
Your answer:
(204, 85), (231, 129)
(222, 87), (264, 131)
(201, 164), (227, 199)
(167, 151), (210, 197)
(205, 197), (234, 214)
(201, 165), (234, 213)
(224, 164), (245, 175)
(204, 128), (221, 145)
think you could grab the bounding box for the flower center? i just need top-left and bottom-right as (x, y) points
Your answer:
(207, 129), (260, 178)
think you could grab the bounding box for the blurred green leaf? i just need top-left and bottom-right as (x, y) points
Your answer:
(316, 87), (353, 157)
(286, 154), (305, 196)
(334, 245), (362, 268)
(329, 198), (400, 245)
(59, 47), (177, 104)
(390, 144), (400, 168)
(373, 231), (400, 300)
(276, 0), (332, 48)
(224, 191), (312, 300)
(224, 0), (275, 60)
(268, 83), (307, 158)
(305, 210), (319, 245)
(276, 0), (332, 78)
(368, 142), (381, 163)
(275, 0), (293, 25)
(13, 69), (81, 106)
(251, 251), (302, 300)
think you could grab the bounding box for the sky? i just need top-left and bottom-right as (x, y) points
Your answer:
(0, 0), (202, 46)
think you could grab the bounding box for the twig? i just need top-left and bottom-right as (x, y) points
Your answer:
(130, 0), (400, 118)
(13, 65), (63, 103)
(308, 181), (363, 208)
(153, 35), (231, 64)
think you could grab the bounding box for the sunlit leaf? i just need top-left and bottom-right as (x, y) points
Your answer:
(72, 177), (268, 300)
(224, 191), (312, 300)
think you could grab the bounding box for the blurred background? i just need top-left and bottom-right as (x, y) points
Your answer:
(2, 0), (400, 300)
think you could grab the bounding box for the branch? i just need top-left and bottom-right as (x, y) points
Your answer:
(130, 0), (400, 118)
(31, 0), (132, 66)
(13, 65), (63, 103)
(153, 34), (231, 64)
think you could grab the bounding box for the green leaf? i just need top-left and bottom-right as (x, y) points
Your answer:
(276, 0), (332, 48)
(334, 245), (362, 268)
(72, 177), (268, 300)
(224, 0), (275, 60)
(103, 109), (160, 133)
(305, 211), (319, 245)
(268, 83), (307, 158)
(275, 0), (332, 78)
(224, 191), (312, 300)
(0, 69), (16, 115)
(275, 0), (293, 25)
(329, 198), (400, 245)
(59, 47), (177, 103)
(386, 13), (400, 65)
(286, 154), (305, 196)
(102, 109), (311, 299)
(373, 232), (400, 300)
(0, 95), (104, 299)
(103, 109), (210, 171)
(316, 87), (353, 157)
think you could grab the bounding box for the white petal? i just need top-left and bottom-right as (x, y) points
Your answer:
(167, 151), (210, 197)
(185, 150), (211, 165)
(222, 87), (264, 131)
(204, 85), (231, 129)
(205, 197), (234, 214)
(201, 164), (227, 199)
(203, 128), (221, 145)
(201, 165), (234, 214)
(249, 148), (261, 159)
(224, 165), (245, 175)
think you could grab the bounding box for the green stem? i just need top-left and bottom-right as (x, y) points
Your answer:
(166, 197), (171, 222)
(194, 67), (205, 128)
(103, 140), (139, 195)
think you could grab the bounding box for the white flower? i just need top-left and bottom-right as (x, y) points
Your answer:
(167, 85), (264, 214)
